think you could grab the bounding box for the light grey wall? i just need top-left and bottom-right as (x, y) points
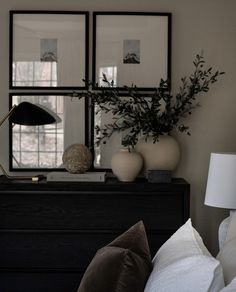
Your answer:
(0, 0), (236, 255)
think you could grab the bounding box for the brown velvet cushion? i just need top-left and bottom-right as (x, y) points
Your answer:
(77, 221), (152, 292)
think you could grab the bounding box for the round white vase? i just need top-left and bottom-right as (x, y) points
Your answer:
(111, 148), (143, 182)
(135, 135), (180, 172)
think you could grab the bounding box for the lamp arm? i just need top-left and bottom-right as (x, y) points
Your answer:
(0, 163), (44, 182)
(0, 105), (17, 127)
(0, 164), (11, 178)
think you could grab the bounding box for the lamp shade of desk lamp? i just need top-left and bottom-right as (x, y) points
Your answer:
(0, 101), (61, 180)
(9, 102), (57, 125)
(205, 152), (236, 249)
(0, 102), (59, 127)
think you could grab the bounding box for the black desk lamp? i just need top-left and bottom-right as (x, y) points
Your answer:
(0, 102), (61, 181)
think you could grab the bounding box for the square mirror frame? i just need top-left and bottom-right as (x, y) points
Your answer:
(9, 93), (89, 171)
(9, 10), (89, 90)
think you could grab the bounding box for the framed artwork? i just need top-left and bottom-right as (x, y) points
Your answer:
(93, 12), (171, 90)
(9, 93), (88, 171)
(9, 11), (89, 90)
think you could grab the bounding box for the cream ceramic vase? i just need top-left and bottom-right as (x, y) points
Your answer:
(135, 135), (180, 172)
(111, 148), (143, 182)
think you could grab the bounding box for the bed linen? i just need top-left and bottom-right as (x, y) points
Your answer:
(144, 219), (224, 292)
(77, 215), (236, 292)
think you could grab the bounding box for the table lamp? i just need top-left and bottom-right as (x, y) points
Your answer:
(0, 101), (61, 181)
(205, 152), (236, 249)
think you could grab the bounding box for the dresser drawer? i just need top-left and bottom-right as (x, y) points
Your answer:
(0, 192), (186, 230)
(0, 272), (82, 292)
(0, 230), (170, 270)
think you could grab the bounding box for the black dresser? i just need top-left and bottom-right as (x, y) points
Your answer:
(0, 176), (190, 292)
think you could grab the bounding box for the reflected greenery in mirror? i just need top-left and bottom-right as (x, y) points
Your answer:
(10, 94), (87, 171)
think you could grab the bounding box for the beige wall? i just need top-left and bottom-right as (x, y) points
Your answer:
(0, 0), (236, 254)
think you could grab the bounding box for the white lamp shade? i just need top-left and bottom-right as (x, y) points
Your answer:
(205, 153), (236, 209)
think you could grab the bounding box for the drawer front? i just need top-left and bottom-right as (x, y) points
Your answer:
(0, 192), (186, 230)
(0, 231), (171, 270)
(0, 272), (82, 292)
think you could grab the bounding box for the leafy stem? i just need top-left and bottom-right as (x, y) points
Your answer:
(70, 54), (224, 147)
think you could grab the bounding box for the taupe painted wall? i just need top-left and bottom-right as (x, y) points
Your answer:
(0, 0), (236, 255)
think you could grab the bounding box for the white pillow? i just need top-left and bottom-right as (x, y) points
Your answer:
(144, 219), (224, 292)
(220, 277), (236, 292)
(217, 237), (236, 285)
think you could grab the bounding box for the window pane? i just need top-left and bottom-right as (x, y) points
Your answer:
(21, 133), (38, 151)
(39, 152), (57, 167)
(15, 62), (34, 81)
(13, 133), (20, 151)
(12, 152), (20, 168)
(57, 152), (63, 167)
(57, 133), (64, 152)
(19, 125), (38, 133)
(21, 152), (38, 168)
(13, 61), (57, 87)
(39, 133), (56, 152)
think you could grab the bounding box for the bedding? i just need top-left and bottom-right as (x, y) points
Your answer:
(77, 221), (152, 292)
(220, 277), (236, 291)
(77, 217), (236, 292)
(144, 219), (224, 292)
(217, 238), (236, 285)
(217, 211), (236, 285)
(225, 211), (236, 242)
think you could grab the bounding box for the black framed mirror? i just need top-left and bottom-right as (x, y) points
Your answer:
(9, 11), (89, 90)
(92, 12), (171, 90)
(9, 93), (88, 171)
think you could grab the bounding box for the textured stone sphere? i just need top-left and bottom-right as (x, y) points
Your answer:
(62, 144), (92, 174)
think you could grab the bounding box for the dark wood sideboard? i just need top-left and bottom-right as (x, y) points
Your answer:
(0, 176), (190, 292)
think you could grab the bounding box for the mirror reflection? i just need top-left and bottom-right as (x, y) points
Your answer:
(93, 106), (123, 169)
(11, 12), (88, 88)
(10, 94), (86, 170)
